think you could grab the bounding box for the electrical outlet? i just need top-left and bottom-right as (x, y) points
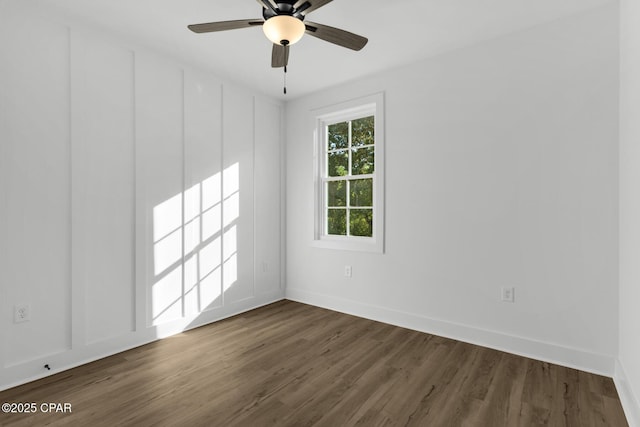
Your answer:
(14, 304), (31, 323)
(344, 265), (352, 278)
(501, 287), (515, 303)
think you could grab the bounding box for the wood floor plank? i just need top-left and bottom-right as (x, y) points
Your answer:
(463, 352), (526, 426)
(0, 301), (628, 427)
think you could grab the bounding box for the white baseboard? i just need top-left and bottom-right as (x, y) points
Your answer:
(615, 360), (640, 427)
(0, 291), (285, 392)
(285, 287), (615, 377)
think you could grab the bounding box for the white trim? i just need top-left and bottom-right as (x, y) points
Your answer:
(133, 50), (147, 334)
(285, 287), (616, 377)
(615, 360), (640, 427)
(311, 92), (385, 253)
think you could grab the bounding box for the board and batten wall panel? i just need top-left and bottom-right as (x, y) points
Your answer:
(183, 69), (224, 315)
(222, 85), (255, 305)
(0, 9), (72, 367)
(136, 52), (186, 327)
(0, 1), (284, 390)
(254, 99), (282, 295)
(70, 31), (135, 345)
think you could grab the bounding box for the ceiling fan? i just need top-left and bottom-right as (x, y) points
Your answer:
(188, 0), (368, 71)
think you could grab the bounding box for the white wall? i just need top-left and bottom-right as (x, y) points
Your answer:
(618, 0), (640, 424)
(286, 4), (619, 375)
(0, 2), (284, 390)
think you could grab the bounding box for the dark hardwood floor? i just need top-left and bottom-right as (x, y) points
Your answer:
(0, 300), (628, 426)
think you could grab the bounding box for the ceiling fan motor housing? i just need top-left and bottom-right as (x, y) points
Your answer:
(262, 1), (307, 20)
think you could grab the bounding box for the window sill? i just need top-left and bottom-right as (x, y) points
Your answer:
(311, 235), (384, 253)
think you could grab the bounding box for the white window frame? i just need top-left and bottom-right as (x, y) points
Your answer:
(312, 92), (384, 253)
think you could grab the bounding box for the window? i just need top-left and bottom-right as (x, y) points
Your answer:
(313, 93), (384, 252)
(325, 116), (374, 236)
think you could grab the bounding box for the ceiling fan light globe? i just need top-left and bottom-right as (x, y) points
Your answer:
(263, 15), (305, 45)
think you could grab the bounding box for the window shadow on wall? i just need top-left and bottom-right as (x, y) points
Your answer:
(151, 162), (240, 326)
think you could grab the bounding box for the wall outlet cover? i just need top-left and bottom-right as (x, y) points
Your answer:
(14, 304), (31, 323)
(501, 287), (515, 303)
(344, 265), (352, 278)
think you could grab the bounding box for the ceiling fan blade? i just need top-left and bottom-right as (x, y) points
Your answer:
(294, 0), (333, 15)
(188, 19), (263, 34)
(304, 21), (368, 51)
(272, 44), (290, 68)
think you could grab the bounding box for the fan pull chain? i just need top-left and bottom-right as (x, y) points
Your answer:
(283, 65), (287, 95)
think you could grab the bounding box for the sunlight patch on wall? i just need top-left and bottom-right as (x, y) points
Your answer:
(150, 162), (240, 326)
(223, 163), (240, 291)
(152, 266), (183, 323)
(223, 225), (237, 291)
(153, 193), (183, 276)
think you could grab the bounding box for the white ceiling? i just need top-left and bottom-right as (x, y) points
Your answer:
(37, 0), (614, 100)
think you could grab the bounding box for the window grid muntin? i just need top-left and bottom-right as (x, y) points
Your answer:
(323, 116), (374, 238)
